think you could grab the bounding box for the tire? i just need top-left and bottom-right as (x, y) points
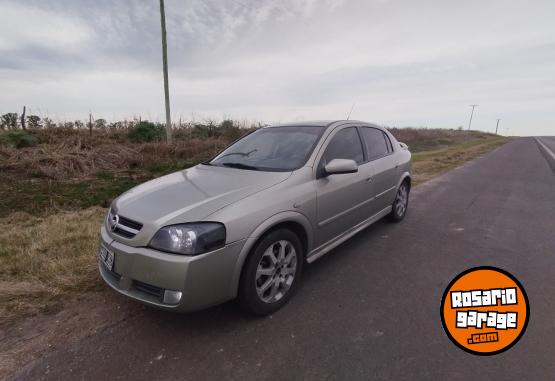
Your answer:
(388, 180), (410, 222)
(239, 229), (304, 315)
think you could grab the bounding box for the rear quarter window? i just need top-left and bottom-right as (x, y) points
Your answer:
(360, 127), (390, 160)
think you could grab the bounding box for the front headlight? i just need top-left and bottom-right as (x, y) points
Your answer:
(148, 222), (226, 255)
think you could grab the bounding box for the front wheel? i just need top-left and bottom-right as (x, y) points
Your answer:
(239, 229), (303, 315)
(388, 181), (410, 222)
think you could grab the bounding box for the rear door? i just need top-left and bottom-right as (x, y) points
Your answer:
(314, 126), (369, 248)
(359, 127), (398, 214)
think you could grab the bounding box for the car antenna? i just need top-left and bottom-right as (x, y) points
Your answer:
(346, 102), (356, 120)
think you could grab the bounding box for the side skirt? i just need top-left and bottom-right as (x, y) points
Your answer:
(306, 205), (392, 264)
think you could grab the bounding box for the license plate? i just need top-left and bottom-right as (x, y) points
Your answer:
(99, 244), (115, 271)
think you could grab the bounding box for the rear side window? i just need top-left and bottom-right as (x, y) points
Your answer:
(360, 127), (390, 160)
(322, 127), (364, 165)
(384, 132), (393, 153)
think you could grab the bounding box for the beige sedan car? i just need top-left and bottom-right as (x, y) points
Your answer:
(99, 120), (411, 315)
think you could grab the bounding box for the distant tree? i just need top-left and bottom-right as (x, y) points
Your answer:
(109, 121), (124, 130)
(63, 121), (75, 129)
(74, 120), (84, 129)
(94, 118), (107, 129)
(220, 119), (234, 130)
(1, 113), (18, 130)
(220, 119), (242, 140)
(43, 117), (56, 128)
(27, 115), (42, 129)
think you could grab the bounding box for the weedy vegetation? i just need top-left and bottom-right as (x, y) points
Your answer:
(0, 115), (510, 326)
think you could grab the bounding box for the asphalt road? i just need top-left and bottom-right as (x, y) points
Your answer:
(14, 137), (555, 380)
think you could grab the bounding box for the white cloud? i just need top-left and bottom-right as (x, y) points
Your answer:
(0, 0), (554, 135)
(0, 2), (93, 51)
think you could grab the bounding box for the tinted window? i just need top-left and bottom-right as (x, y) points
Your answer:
(322, 127), (364, 165)
(360, 127), (389, 160)
(210, 126), (324, 171)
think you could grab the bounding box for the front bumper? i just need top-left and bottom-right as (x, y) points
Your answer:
(99, 225), (247, 312)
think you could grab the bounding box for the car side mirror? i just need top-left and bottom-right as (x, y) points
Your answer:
(324, 159), (358, 176)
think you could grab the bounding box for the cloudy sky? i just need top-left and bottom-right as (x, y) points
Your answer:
(1, 0), (554, 135)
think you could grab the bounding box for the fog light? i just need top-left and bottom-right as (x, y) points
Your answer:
(163, 290), (182, 305)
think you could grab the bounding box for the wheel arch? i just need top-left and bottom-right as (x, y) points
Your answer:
(229, 211), (313, 299)
(397, 171), (412, 190)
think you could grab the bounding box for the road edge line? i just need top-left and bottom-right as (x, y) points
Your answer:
(535, 138), (555, 161)
(535, 137), (555, 173)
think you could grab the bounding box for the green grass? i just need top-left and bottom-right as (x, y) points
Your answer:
(144, 159), (198, 177)
(0, 160), (200, 217)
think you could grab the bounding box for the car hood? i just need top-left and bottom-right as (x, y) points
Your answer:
(112, 164), (291, 226)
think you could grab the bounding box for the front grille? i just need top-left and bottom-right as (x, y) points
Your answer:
(118, 215), (143, 231)
(108, 210), (143, 239)
(134, 280), (164, 300)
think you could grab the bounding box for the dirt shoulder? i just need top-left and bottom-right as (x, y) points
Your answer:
(0, 291), (144, 378)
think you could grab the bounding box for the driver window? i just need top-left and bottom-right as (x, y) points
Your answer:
(322, 127), (364, 165)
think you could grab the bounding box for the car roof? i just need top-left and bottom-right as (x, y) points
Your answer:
(267, 120), (382, 129)
(266, 119), (384, 129)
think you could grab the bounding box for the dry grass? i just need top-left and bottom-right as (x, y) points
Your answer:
(0, 136), (231, 180)
(388, 127), (497, 153)
(0, 127), (491, 180)
(0, 207), (106, 326)
(412, 135), (510, 184)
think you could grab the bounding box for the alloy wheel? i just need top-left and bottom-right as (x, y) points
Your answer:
(255, 240), (297, 303)
(395, 184), (408, 217)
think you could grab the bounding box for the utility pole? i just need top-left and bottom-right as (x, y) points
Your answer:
(495, 118), (501, 135)
(467, 104), (478, 130)
(21, 105), (26, 130)
(89, 113), (93, 136)
(159, 0), (172, 143)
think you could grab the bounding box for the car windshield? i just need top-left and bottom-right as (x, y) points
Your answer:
(209, 126), (325, 171)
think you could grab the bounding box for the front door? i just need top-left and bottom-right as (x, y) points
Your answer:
(314, 126), (369, 248)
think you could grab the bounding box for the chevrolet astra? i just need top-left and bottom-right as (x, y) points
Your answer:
(99, 120), (412, 315)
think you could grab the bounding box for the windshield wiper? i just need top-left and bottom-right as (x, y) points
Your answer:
(218, 149), (258, 159)
(221, 162), (260, 171)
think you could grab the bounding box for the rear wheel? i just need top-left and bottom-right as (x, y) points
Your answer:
(388, 181), (410, 222)
(239, 229), (303, 315)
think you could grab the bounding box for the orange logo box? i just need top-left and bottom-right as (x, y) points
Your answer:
(441, 267), (529, 355)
